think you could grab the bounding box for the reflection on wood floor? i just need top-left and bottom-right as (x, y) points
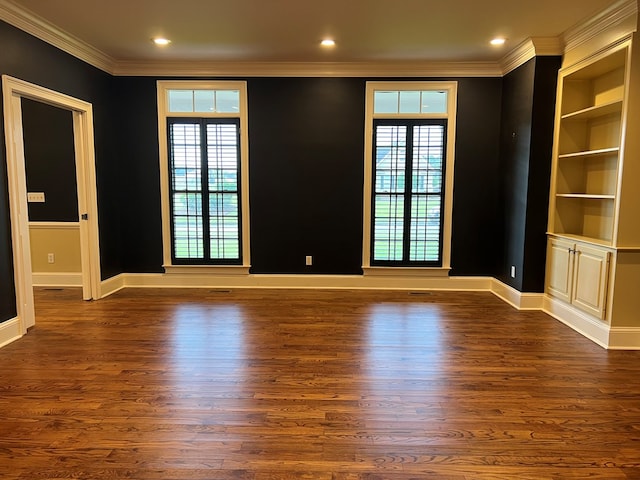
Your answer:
(1, 287), (639, 479)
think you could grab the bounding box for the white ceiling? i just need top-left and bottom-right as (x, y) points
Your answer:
(4, 0), (622, 67)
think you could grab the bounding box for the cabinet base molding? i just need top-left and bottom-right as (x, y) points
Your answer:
(544, 295), (640, 349)
(543, 295), (609, 347)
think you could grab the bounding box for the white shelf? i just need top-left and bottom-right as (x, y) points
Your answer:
(552, 46), (625, 252)
(556, 194), (615, 199)
(550, 232), (613, 248)
(561, 100), (623, 122)
(558, 147), (619, 160)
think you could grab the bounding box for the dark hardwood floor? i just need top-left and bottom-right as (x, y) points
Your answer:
(1, 287), (640, 479)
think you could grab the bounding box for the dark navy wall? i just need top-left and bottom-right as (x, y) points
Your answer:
(0, 118), (15, 321)
(498, 57), (560, 292)
(113, 76), (503, 276)
(22, 98), (78, 222)
(112, 77), (164, 273)
(247, 78), (366, 274)
(499, 60), (535, 291)
(523, 57), (561, 292)
(450, 78), (504, 276)
(0, 20), (122, 323)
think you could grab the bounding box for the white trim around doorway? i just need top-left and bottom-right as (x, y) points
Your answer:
(1, 75), (101, 344)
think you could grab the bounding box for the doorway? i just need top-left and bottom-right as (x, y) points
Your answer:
(2, 75), (101, 338)
(22, 98), (83, 293)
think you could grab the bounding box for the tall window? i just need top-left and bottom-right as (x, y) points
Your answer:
(168, 119), (241, 264)
(363, 83), (457, 273)
(372, 120), (446, 265)
(157, 81), (250, 271)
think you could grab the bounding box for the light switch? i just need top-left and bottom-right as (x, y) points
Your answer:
(27, 192), (45, 203)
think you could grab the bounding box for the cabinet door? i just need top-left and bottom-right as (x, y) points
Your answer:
(572, 244), (610, 319)
(547, 237), (574, 303)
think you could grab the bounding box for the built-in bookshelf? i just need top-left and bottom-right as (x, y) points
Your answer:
(546, 34), (640, 339)
(549, 47), (626, 245)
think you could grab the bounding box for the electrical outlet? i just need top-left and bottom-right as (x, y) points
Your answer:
(305, 255), (312, 266)
(47, 253), (55, 264)
(510, 265), (516, 278)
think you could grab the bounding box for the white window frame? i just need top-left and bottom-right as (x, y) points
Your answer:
(362, 81), (457, 276)
(157, 80), (250, 274)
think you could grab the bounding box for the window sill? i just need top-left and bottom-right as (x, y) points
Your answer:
(362, 266), (451, 277)
(163, 265), (251, 276)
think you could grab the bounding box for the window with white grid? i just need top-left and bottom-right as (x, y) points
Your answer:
(158, 81), (249, 270)
(363, 82), (457, 271)
(168, 119), (241, 263)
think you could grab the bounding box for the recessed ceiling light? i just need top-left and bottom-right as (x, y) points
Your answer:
(490, 37), (506, 46)
(153, 37), (171, 46)
(321, 39), (336, 47)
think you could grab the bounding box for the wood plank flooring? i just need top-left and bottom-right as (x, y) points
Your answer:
(1, 287), (640, 479)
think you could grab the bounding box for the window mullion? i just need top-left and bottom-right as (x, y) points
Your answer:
(402, 122), (414, 263)
(234, 124), (243, 262)
(200, 120), (211, 261)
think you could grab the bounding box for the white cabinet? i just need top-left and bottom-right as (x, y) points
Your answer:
(571, 243), (610, 319)
(547, 237), (610, 319)
(547, 237), (574, 303)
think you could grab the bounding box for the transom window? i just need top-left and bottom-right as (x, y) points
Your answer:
(373, 90), (448, 114)
(157, 81), (250, 271)
(363, 82), (457, 273)
(168, 89), (240, 113)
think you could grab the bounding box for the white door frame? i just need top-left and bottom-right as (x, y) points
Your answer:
(2, 75), (101, 333)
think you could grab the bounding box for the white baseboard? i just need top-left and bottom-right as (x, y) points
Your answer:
(100, 272), (493, 294)
(32, 272), (82, 287)
(490, 279), (544, 310)
(99, 273), (126, 298)
(0, 317), (23, 348)
(608, 327), (640, 350)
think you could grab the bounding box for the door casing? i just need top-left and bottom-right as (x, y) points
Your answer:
(2, 75), (101, 333)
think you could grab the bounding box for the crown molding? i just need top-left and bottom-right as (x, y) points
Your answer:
(529, 36), (565, 56)
(112, 60), (503, 77)
(0, 0), (523, 79)
(0, 0), (501, 78)
(0, 0), (626, 79)
(500, 37), (563, 75)
(563, 0), (638, 53)
(0, 0), (115, 73)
